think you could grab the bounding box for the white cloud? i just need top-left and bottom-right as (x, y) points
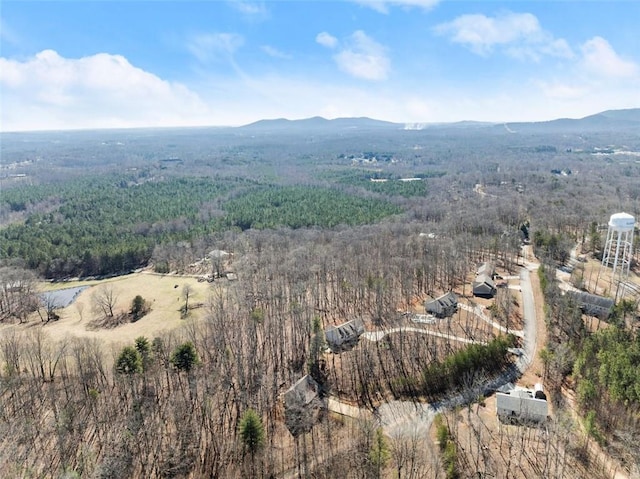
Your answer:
(187, 33), (244, 63)
(333, 30), (390, 81)
(0, 50), (212, 131)
(260, 45), (291, 59)
(228, 1), (268, 17)
(316, 32), (338, 49)
(536, 81), (588, 100)
(1, 40), (637, 133)
(0, 18), (22, 47)
(581, 36), (639, 78)
(523, 36), (638, 115)
(542, 38), (573, 59)
(435, 12), (572, 60)
(435, 12), (539, 55)
(353, 0), (440, 14)
(506, 37), (573, 62)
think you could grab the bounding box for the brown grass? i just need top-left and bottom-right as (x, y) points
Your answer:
(8, 271), (221, 348)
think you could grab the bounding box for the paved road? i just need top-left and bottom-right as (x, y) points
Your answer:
(361, 326), (485, 345)
(517, 266), (537, 373)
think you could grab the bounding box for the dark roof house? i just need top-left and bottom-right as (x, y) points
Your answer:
(566, 291), (614, 319)
(325, 318), (365, 352)
(473, 274), (497, 298)
(425, 292), (458, 318)
(284, 375), (323, 436)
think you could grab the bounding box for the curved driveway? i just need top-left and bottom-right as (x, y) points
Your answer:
(327, 263), (540, 439)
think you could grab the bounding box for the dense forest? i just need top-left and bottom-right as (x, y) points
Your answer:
(0, 176), (402, 278)
(1, 115), (640, 477)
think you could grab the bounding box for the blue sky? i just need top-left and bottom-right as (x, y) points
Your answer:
(1, 0), (639, 131)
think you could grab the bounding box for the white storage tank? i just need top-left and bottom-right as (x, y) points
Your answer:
(608, 212), (635, 232)
(602, 212), (635, 298)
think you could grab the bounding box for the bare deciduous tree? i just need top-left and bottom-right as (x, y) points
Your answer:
(181, 284), (193, 317)
(92, 285), (118, 319)
(38, 293), (62, 322)
(0, 265), (39, 323)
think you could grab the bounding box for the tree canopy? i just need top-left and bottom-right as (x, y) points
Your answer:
(170, 341), (199, 373)
(238, 408), (265, 456)
(115, 346), (143, 375)
(1, 177), (403, 279)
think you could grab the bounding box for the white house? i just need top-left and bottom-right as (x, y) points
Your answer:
(496, 388), (548, 423)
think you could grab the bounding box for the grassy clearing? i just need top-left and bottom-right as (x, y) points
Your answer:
(5, 272), (219, 348)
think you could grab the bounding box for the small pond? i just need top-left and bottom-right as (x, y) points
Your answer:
(40, 286), (89, 308)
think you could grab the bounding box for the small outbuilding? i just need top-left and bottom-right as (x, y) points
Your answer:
(325, 318), (365, 352)
(207, 249), (230, 260)
(424, 292), (458, 318)
(284, 375), (323, 436)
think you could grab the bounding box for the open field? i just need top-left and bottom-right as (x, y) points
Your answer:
(1, 271), (218, 349)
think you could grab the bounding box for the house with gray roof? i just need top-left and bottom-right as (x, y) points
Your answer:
(284, 375), (323, 436)
(566, 291), (614, 319)
(473, 274), (497, 298)
(424, 292), (458, 318)
(477, 261), (495, 277)
(473, 262), (497, 298)
(325, 318), (365, 352)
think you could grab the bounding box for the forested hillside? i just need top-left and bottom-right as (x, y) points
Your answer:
(1, 118), (639, 477)
(0, 175), (403, 278)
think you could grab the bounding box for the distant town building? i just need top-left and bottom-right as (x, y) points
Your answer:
(325, 318), (365, 352)
(424, 292), (458, 318)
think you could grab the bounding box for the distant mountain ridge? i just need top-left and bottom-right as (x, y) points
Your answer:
(239, 116), (401, 131)
(584, 108), (640, 122)
(501, 108), (640, 133)
(237, 108), (640, 133)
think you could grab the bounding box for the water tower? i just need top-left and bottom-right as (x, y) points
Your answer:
(601, 212), (635, 298)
